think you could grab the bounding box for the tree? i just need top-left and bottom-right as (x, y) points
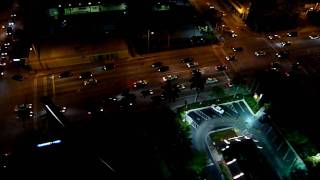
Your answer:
(189, 70), (205, 91)
(161, 80), (179, 102)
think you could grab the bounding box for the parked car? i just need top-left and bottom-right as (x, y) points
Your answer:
(211, 104), (224, 114)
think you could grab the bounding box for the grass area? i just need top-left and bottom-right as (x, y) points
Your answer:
(209, 128), (237, 143)
(219, 162), (233, 180)
(244, 95), (260, 114)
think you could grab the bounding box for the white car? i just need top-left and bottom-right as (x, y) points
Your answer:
(211, 104), (224, 114)
(176, 83), (186, 90)
(309, 35), (320, 39)
(162, 74), (178, 81)
(186, 62), (198, 68)
(206, 77), (218, 84)
(84, 78), (98, 86)
(268, 34), (280, 40)
(254, 50), (266, 56)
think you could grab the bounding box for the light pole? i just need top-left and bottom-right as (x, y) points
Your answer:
(147, 29), (154, 52)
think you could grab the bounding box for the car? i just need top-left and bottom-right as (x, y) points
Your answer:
(280, 41), (291, 47)
(151, 94), (166, 104)
(287, 31), (297, 37)
(157, 65), (169, 72)
(14, 104), (33, 119)
(215, 65), (227, 71)
(276, 51), (289, 59)
(308, 34), (320, 39)
(270, 61), (281, 71)
(268, 34), (281, 40)
(226, 81), (233, 88)
(141, 89), (154, 97)
(225, 55), (236, 61)
(0, 60), (6, 66)
(180, 57), (193, 63)
(254, 50), (266, 56)
(291, 61), (301, 70)
(103, 63), (116, 71)
(232, 47), (243, 52)
(186, 62), (198, 68)
(133, 80), (148, 88)
(59, 71), (72, 78)
(211, 104), (224, 114)
(176, 83), (186, 90)
(58, 105), (67, 113)
(0, 66), (4, 76)
(151, 62), (163, 69)
(231, 33), (237, 38)
(206, 77), (218, 84)
(162, 74), (178, 81)
(12, 74), (24, 81)
(79, 71), (93, 79)
(83, 78), (98, 86)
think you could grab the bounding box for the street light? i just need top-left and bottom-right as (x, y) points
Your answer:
(147, 29), (154, 52)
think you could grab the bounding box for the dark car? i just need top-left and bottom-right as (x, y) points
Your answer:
(215, 65), (227, 71)
(287, 31), (297, 37)
(103, 63), (116, 71)
(225, 55), (236, 61)
(270, 61), (281, 71)
(59, 71), (72, 78)
(133, 80), (148, 88)
(157, 65), (169, 72)
(151, 62), (163, 69)
(141, 89), (154, 97)
(276, 51), (289, 59)
(12, 74), (24, 81)
(180, 57), (193, 63)
(232, 47), (243, 52)
(79, 71), (93, 79)
(0, 66), (4, 76)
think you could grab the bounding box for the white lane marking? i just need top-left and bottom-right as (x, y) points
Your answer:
(99, 158), (116, 173)
(33, 78), (38, 129)
(45, 105), (65, 127)
(43, 76), (48, 96)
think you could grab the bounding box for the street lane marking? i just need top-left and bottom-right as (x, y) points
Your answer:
(33, 78), (38, 130)
(43, 76), (48, 96)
